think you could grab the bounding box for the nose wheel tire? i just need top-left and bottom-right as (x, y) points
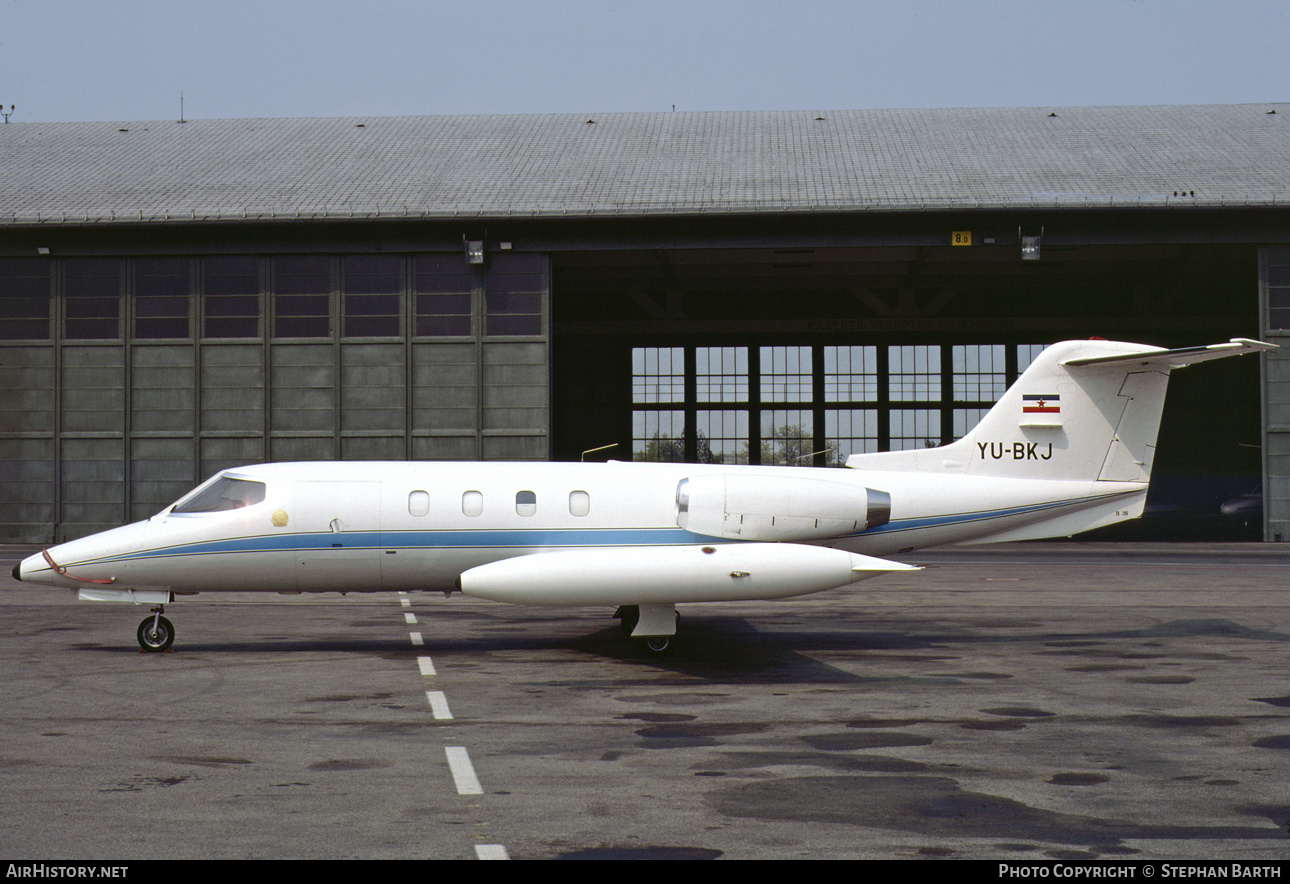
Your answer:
(137, 615), (175, 652)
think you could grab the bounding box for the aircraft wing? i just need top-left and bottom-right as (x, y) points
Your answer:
(1061, 338), (1276, 369)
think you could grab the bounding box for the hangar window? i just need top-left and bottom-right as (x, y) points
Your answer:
(889, 346), (941, 402)
(273, 256), (331, 338)
(952, 345), (1007, 401)
(485, 253), (544, 336)
(203, 256), (260, 338)
(760, 409), (814, 466)
(696, 410), (749, 464)
(633, 347), (684, 403)
(173, 476), (266, 513)
(1016, 343), (1049, 373)
(824, 346), (878, 402)
(414, 255), (473, 336)
(633, 410), (686, 462)
(135, 257), (191, 340)
(569, 490), (590, 517)
(408, 490), (430, 517)
(343, 255), (401, 337)
(954, 408), (991, 438)
(0, 258), (51, 340)
(890, 409), (942, 452)
(623, 342), (1048, 464)
(825, 409), (879, 462)
(761, 346), (812, 402)
(696, 347), (748, 402)
(1270, 257), (1290, 330)
(64, 258), (121, 340)
(462, 490), (483, 516)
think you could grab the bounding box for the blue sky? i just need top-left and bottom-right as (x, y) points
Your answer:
(3, 0), (1287, 122)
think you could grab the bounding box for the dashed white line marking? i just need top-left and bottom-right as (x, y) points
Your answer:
(417, 655), (437, 676)
(425, 690), (453, 720)
(409, 632), (424, 646)
(445, 746), (482, 795)
(404, 612), (417, 625)
(400, 597), (412, 607)
(475, 844), (509, 860)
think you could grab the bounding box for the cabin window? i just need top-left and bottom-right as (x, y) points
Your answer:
(515, 490), (537, 517)
(408, 490), (430, 517)
(462, 490), (483, 517)
(173, 477), (266, 513)
(568, 490), (590, 517)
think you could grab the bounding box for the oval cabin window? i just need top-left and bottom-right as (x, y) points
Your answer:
(515, 490), (537, 516)
(462, 490), (483, 517)
(408, 490), (430, 517)
(569, 490), (590, 517)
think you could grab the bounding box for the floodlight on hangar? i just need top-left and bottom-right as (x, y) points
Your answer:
(1020, 227), (1043, 261)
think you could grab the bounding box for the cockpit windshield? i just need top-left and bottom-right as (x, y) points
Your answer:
(172, 476), (266, 514)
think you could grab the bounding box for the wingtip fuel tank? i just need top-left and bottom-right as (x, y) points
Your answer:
(457, 542), (918, 607)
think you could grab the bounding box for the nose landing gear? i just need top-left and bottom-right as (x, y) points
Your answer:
(137, 606), (175, 652)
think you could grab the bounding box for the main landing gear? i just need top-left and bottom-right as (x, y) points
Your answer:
(137, 605), (175, 652)
(614, 604), (679, 653)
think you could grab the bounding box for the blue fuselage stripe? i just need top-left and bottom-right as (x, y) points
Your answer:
(74, 493), (1121, 567)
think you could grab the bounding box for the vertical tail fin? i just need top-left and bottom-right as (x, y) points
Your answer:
(848, 339), (1274, 483)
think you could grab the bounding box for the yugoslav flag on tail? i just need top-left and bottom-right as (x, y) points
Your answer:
(1021, 394), (1060, 414)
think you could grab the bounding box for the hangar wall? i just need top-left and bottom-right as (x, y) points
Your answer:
(1260, 245), (1290, 541)
(0, 251), (550, 542)
(0, 231), (1267, 544)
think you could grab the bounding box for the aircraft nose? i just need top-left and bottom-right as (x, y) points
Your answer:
(11, 562), (20, 582)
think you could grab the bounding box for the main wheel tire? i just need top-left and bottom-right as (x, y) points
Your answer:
(618, 605), (640, 636)
(644, 636), (671, 652)
(137, 615), (175, 652)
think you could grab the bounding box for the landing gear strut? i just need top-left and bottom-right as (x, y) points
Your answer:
(137, 606), (174, 652)
(614, 604), (678, 653)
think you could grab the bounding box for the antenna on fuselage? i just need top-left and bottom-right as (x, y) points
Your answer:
(581, 443), (618, 462)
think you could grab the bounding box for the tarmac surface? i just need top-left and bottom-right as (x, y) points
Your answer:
(2, 541), (1288, 861)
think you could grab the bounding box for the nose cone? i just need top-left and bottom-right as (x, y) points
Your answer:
(15, 551), (55, 585)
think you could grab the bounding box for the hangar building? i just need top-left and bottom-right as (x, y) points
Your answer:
(2, 105), (1289, 543)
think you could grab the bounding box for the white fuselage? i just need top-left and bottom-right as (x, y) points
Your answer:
(18, 459), (1144, 604)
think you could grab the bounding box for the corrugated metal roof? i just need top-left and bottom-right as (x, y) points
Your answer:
(2, 105), (1288, 226)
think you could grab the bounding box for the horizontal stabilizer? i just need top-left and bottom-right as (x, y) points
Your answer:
(1061, 338), (1276, 369)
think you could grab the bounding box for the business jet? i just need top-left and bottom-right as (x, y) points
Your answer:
(12, 337), (1274, 653)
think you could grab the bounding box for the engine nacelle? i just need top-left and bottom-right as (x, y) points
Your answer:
(676, 474), (890, 541)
